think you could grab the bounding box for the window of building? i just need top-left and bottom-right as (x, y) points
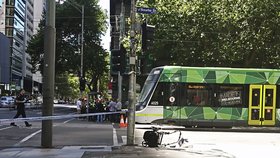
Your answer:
(6, 0), (15, 6)
(5, 18), (14, 26)
(5, 7), (15, 16)
(5, 27), (13, 36)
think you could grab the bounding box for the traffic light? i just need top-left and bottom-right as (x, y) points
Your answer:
(139, 54), (154, 75)
(79, 77), (86, 91)
(141, 21), (155, 52)
(111, 45), (126, 74)
(111, 79), (118, 91)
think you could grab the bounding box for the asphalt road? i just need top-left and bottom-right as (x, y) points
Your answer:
(0, 105), (128, 149)
(1, 105), (280, 158)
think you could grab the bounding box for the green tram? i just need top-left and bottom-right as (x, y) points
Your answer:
(135, 66), (280, 127)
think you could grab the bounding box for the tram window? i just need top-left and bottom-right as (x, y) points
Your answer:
(165, 82), (180, 106)
(185, 84), (211, 106)
(252, 89), (260, 106)
(265, 89), (273, 106)
(154, 82), (180, 106)
(149, 82), (164, 106)
(216, 85), (244, 107)
(276, 85), (280, 108)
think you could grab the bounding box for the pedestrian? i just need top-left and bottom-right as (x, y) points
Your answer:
(107, 98), (117, 122)
(96, 99), (105, 123)
(116, 99), (122, 111)
(10, 89), (32, 127)
(76, 98), (82, 119)
(115, 99), (122, 122)
(76, 98), (82, 114)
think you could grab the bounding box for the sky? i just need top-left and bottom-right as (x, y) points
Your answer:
(98, 0), (110, 51)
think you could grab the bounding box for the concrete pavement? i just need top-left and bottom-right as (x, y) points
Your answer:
(1, 125), (280, 158)
(0, 144), (230, 158)
(0, 146), (112, 158)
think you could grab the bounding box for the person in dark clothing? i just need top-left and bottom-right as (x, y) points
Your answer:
(96, 99), (105, 123)
(10, 89), (32, 127)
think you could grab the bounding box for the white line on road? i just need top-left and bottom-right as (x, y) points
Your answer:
(121, 136), (127, 145)
(14, 118), (74, 147)
(113, 127), (118, 146)
(14, 129), (42, 147)
(0, 126), (13, 131)
(63, 118), (75, 124)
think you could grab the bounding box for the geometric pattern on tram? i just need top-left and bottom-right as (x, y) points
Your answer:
(164, 106), (248, 120)
(160, 66), (280, 84)
(160, 66), (280, 122)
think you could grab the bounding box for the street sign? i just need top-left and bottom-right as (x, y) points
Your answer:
(136, 7), (157, 14)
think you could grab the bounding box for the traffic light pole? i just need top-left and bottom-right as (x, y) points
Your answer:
(127, 0), (136, 145)
(42, 0), (55, 148)
(117, 71), (122, 102)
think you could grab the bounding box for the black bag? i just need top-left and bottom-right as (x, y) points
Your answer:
(143, 131), (159, 147)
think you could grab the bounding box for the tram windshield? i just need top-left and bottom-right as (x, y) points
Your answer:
(136, 68), (162, 110)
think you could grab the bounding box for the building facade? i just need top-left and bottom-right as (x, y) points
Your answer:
(0, 32), (11, 85)
(0, 0), (45, 94)
(32, 0), (45, 94)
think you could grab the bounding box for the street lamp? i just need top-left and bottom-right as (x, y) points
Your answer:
(59, 0), (84, 77)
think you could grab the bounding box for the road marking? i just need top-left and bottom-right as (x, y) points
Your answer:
(122, 136), (127, 145)
(14, 129), (42, 147)
(0, 126), (13, 131)
(113, 127), (118, 146)
(13, 118), (74, 146)
(63, 118), (75, 124)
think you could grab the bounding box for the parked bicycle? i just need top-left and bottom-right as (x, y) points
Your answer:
(142, 126), (188, 148)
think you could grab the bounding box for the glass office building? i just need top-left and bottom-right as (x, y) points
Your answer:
(1, 0), (34, 93)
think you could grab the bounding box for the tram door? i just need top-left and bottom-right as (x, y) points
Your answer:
(248, 85), (276, 126)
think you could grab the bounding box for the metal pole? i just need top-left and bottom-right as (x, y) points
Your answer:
(120, 0), (125, 41)
(42, 0), (56, 148)
(118, 71), (122, 102)
(81, 5), (84, 77)
(127, 0), (136, 146)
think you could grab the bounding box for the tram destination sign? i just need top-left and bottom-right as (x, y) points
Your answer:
(136, 7), (157, 14)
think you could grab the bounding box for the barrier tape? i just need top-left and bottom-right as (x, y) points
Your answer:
(0, 111), (127, 125)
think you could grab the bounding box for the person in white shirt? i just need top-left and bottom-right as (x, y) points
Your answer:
(116, 100), (122, 111)
(115, 99), (122, 123)
(76, 98), (82, 114)
(107, 98), (117, 122)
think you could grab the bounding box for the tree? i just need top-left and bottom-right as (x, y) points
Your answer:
(27, 13), (45, 74)
(27, 0), (109, 94)
(137, 0), (280, 68)
(55, 73), (80, 101)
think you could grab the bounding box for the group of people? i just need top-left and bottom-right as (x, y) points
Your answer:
(76, 97), (123, 123)
(8, 89), (126, 127)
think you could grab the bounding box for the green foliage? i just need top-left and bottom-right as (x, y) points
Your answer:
(137, 0), (280, 68)
(55, 73), (80, 100)
(27, 0), (109, 97)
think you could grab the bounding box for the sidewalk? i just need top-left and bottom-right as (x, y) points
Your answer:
(0, 144), (222, 158)
(82, 145), (198, 158)
(0, 145), (194, 158)
(1, 124), (279, 158)
(0, 146), (110, 158)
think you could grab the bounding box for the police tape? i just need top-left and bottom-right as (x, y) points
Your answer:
(0, 111), (127, 125)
